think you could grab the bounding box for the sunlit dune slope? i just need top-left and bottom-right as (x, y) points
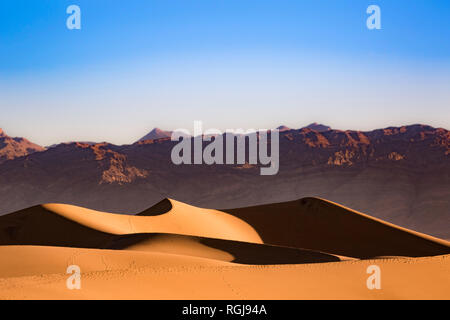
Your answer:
(0, 246), (448, 300)
(224, 197), (450, 258)
(0, 198), (262, 246)
(0, 245), (231, 279)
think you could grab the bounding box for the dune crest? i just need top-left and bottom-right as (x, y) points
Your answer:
(0, 199), (262, 246)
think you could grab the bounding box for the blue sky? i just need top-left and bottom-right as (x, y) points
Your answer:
(1, 0), (449, 145)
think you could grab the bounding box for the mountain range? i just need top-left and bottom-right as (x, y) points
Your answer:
(0, 123), (448, 239)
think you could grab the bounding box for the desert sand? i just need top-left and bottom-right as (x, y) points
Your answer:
(0, 198), (449, 300)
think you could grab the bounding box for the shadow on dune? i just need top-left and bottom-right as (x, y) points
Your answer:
(136, 198), (172, 216)
(223, 197), (450, 259)
(105, 233), (341, 265)
(0, 205), (117, 248)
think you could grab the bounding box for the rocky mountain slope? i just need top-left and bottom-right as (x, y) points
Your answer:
(0, 129), (45, 164)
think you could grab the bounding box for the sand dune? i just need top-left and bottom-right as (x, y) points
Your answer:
(0, 198), (262, 247)
(0, 246), (448, 300)
(1, 197), (449, 260)
(0, 197), (449, 300)
(225, 197), (450, 258)
(0, 198), (345, 266)
(0, 199), (343, 265)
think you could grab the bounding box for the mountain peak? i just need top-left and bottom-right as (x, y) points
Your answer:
(276, 125), (291, 132)
(137, 128), (172, 143)
(303, 123), (331, 132)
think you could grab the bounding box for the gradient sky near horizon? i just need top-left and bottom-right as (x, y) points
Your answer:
(1, 0), (449, 146)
